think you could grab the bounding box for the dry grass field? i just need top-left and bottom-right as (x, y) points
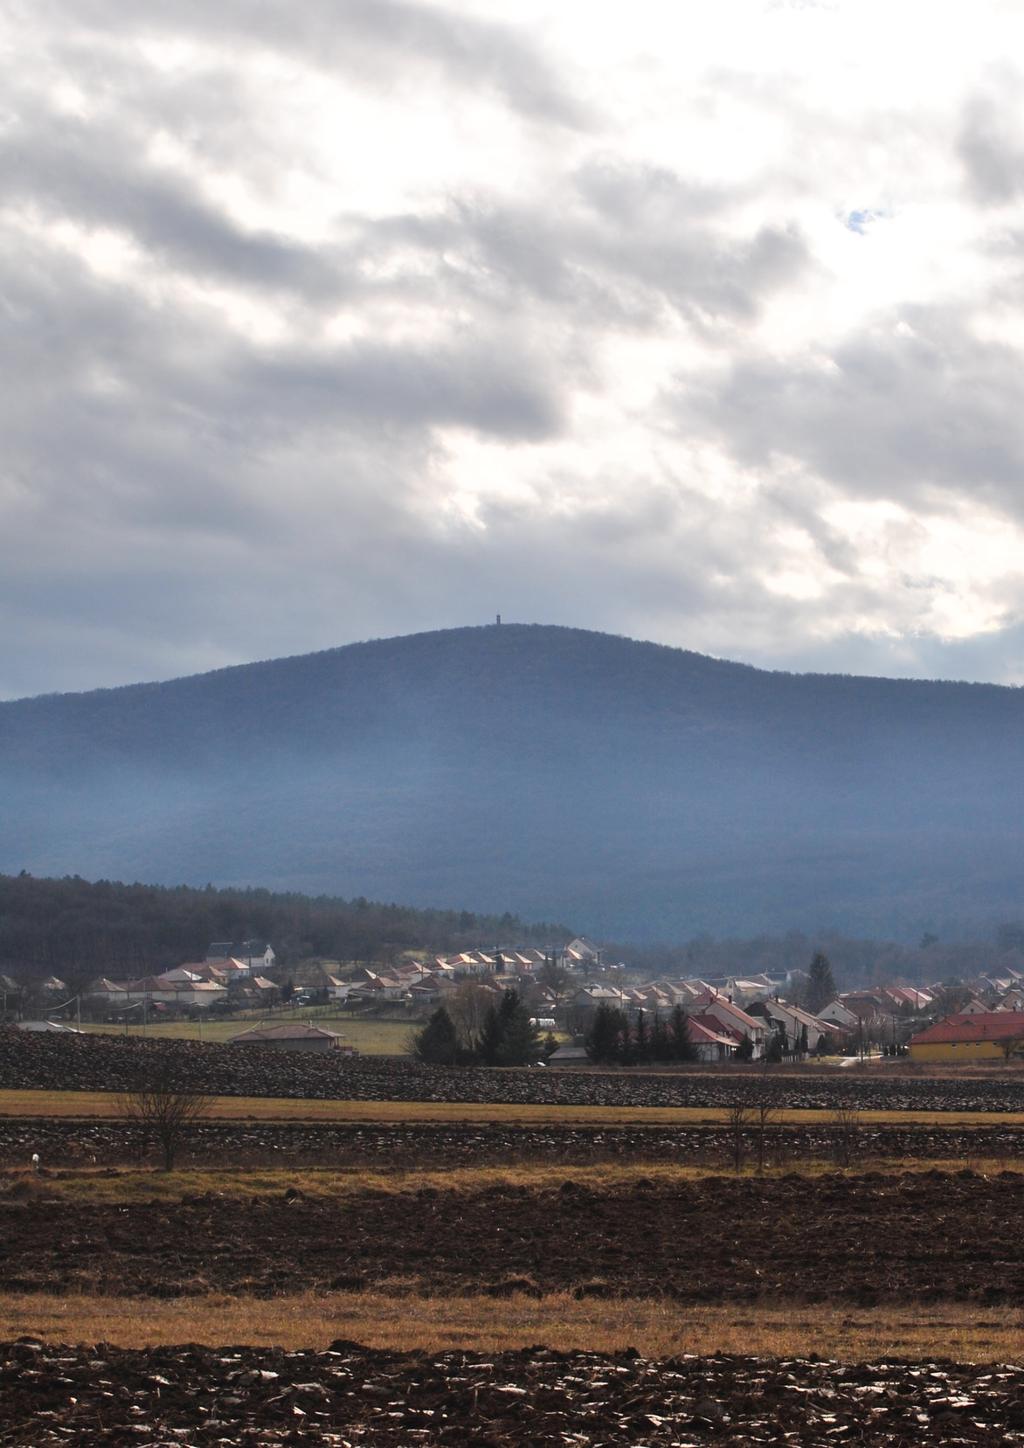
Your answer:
(77, 1014), (414, 1055)
(2, 1290), (1019, 1362)
(2, 1157), (1018, 1205)
(4, 1085), (1024, 1129)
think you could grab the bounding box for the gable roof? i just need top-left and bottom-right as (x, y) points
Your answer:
(910, 1011), (1024, 1046)
(229, 1023), (345, 1043)
(692, 992), (763, 1032)
(688, 1015), (739, 1048)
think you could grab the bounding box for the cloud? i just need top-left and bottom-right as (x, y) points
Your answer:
(958, 80), (1024, 204)
(5, 0), (1024, 698)
(30, 0), (590, 127)
(669, 307), (1024, 514)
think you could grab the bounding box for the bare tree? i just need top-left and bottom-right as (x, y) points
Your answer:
(753, 1067), (778, 1173)
(829, 1103), (862, 1168)
(726, 1101), (752, 1173)
(118, 1057), (212, 1170)
(448, 982), (499, 1056)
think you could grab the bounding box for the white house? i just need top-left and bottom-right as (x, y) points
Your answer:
(690, 992), (767, 1058)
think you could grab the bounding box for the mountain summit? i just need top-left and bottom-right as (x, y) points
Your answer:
(3, 623), (1023, 939)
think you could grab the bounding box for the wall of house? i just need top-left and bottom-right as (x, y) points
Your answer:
(909, 1040), (1009, 1062)
(246, 1037), (337, 1052)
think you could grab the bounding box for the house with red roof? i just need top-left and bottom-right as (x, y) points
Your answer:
(909, 1011), (1024, 1062)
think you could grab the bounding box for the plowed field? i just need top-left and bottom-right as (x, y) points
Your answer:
(7, 1029), (1024, 1111)
(3, 1115), (1024, 1169)
(5, 1339), (1024, 1446)
(2, 1170), (1021, 1303)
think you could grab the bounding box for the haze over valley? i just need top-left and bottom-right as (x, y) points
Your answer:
(4, 623), (1024, 942)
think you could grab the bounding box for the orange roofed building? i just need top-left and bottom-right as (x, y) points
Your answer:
(909, 1011), (1024, 1063)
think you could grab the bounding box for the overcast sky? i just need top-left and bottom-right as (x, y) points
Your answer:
(6, 0), (1024, 698)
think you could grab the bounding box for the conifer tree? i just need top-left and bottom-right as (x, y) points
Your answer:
(411, 1006), (459, 1065)
(585, 1001), (627, 1064)
(634, 1008), (650, 1064)
(734, 1032), (754, 1062)
(494, 989), (541, 1065)
(669, 1004), (697, 1063)
(478, 1003), (505, 1065)
(807, 952), (837, 1013)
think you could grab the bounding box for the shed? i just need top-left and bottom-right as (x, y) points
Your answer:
(228, 1023), (354, 1053)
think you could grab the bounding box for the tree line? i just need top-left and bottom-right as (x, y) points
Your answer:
(584, 1002), (718, 1065)
(411, 990), (550, 1067)
(0, 872), (567, 985)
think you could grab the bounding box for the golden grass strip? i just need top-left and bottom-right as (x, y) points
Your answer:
(4, 1088), (1024, 1129)
(2, 1291), (1021, 1364)
(4, 1158), (1022, 1206)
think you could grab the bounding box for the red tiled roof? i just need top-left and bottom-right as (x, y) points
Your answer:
(229, 1024), (345, 1043)
(688, 1015), (739, 1048)
(910, 1011), (1024, 1045)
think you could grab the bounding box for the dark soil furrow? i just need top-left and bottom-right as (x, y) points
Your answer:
(2, 1171), (1022, 1303)
(5, 1340), (1024, 1446)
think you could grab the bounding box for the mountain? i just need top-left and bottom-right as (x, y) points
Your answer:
(3, 623), (1024, 941)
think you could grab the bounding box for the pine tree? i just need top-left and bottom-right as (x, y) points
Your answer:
(807, 952), (837, 1013)
(586, 1002), (626, 1064)
(669, 1004), (697, 1063)
(734, 1032), (754, 1062)
(651, 1012), (670, 1062)
(494, 990), (542, 1065)
(478, 1003), (504, 1065)
(634, 1009), (650, 1064)
(411, 1006), (459, 1065)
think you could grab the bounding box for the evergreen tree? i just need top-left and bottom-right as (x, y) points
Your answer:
(494, 990), (542, 1065)
(651, 1012), (670, 1062)
(585, 1002), (627, 1064)
(668, 1004), (697, 1063)
(634, 1008), (650, 1064)
(411, 1006), (459, 1065)
(734, 1032), (754, 1062)
(807, 952), (837, 1013)
(478, 1003), (505, 1065)
(765, 1028), (785, 1064)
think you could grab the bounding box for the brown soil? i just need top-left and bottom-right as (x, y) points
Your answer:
(8, 1029), (1024, 1111)
(5, 1339), (1024, 1445)
(2, 1169), (1023, 1304)
(4, 1116), (1024, 1170)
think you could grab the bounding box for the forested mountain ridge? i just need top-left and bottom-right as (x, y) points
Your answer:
(3, 623), (1024, 940)
(0, 873), (565, 982)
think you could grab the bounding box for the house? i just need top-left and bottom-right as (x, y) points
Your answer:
(686, 1015), (740, 1062)
(690, 992), (766, 1058)
(752, 1000), (836, 1054)
(348, 970), (407, 1003)
(818, 998), (859, 1030)
(909, 1011), (1024, 1062)
(228, 1023), (354, 1053)
(548, 1043), (590, 1065)
(564, 937), (604, 969)
(571, 985), (628, 1016)
(91, 974), (229, 1012)
(206, 941), (275, 973)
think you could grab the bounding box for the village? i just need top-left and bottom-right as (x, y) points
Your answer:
(5, 933), (1024, 1065)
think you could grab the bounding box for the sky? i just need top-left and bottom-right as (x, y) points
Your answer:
(6, 0), (1024, 698)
